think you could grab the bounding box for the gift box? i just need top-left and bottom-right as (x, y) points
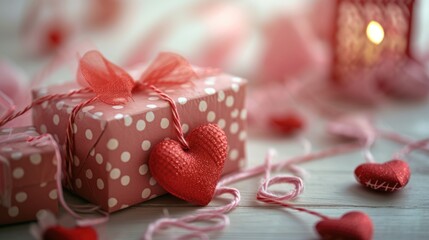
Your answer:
(32, 73), (247, 212)
(0, 127), (58, 225)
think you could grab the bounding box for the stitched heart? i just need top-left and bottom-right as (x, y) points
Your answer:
(354, 159), (410, 192)
(315, 211), (373, 240)
(149, 124), (228, 206)
(43, 226), (97, 240)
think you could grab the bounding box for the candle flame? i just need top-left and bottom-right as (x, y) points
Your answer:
(366, 21), (384, 45)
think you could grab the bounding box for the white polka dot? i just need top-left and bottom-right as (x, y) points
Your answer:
(141, 188), (151, 199)
(230, 122), (239, 134)
(114, 113), (124, 120)
(41, 101), (48, 109)
(231, 109), (239, 118)
(90, 149), (95, 156)
(150, 194), (158, 200)
(160, 118), (169, 129)
(121, 176), (130, 186)
(229, 149), (239, 161)
(136, 120), (146, 131)
(30, 153), (42, 165)
(108, 198), (118, 207)
(71, 98), (82, 103)
(8, 206), (19, 217)
(93, 112), (103, 119)
(226, 96), (234, 107)
(148, 96), (159, 101)
(147, 104), (157, 109)
(2, 147), (13, 152)
(40, 182), (47, 187)
(12, 168), (24, 179)
(74, 156), (80, 167)
(86, 169), (93, 179)
(217, 119), (226, 129)
(53, 114), (60, 126)
(112, 105), (124, 109)
(75, 178), (82, 189)
(11, 152), (23, 160)
(85, 129), (93, 140)
(232, 77), (243, 83)
(67, 107), (73, 114)
(239, 131), (247, 141)
(56, 101), (65, 110)
(107, 139), (119, 150)
(110, 168), (121, 179)
(95, 154), (103, 164)
(178, 97), (187, 105)
(232, 83), (240, 92)
(182, 124), (189, 133)
(49, 189), (58, 199)
(199, 101), (208, 112)
(121, 205), (129, 209)
(40, 124), (47, 134)
(239, 158), (246, 168)
(146, 112), (155, 122)
(205, 77), (216, 85)
(204, 88), (216, 95)
(121, 152), (131, 162)
(141, 140), (151, 151)
(207, 111), (216, 122)
(139, 164), (148, 175)
(82, 106), (94, 112)
(124, 115), (133, 127)
(73, 124), (78, 134)
(15, 192), (27, 203)
(38, 88), (48, 97)
(240, 109), (247, 120)
(165, 89), (175, 93)
(149, 177), (157, 186)
(105, 162), (112, 171)
(97, 179), (104, 190)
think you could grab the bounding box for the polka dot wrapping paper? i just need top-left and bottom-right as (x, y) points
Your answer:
(32, 74), (247, 213)
(0, 126), (58, 225)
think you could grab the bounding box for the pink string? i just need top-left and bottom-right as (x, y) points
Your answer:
(148, 85), (189, 149)
(393, 137), (429, 160)
(27, 134), (108, 226)
(378, 129), (429, 153)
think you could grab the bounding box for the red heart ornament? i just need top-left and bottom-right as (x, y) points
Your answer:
(315, 211), (373, 240)
(43, 226), (97, 240)
(149, 124), (228, 206)
(354, 159), (410, 192)
(268, 113), (304, 135)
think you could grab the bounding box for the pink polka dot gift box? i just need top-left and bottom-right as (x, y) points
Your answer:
(0, 127), (59, 225)
(31, 63), (247, 213)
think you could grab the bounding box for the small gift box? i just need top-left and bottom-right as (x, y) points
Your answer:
(32, 53), (247, 212)
(0, 127), (58, 225)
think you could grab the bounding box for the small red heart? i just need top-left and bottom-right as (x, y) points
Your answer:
(43, 226), (97, 240)
(315, 211), (373, 240)
(354, 159), (410, 192)
(268, 113), (304, 135)
(149, 124), (228, 206)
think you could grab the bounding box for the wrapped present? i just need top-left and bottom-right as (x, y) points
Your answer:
(32, 60), (247, 212)
(0, 127), (58, 225)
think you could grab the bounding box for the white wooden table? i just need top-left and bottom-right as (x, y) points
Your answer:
(1, 99), (428, 239)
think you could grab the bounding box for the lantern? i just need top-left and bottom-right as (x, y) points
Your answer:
(332, 0), (416, 82)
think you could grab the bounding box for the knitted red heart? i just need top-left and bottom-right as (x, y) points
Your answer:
(315, 211), (373, 240)
(354, 159), (410, 192)
(43, 226), (97, 240)
(149, 124), (228, 206)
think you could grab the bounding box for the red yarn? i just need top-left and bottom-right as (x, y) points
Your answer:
(149, 124), (228, 206)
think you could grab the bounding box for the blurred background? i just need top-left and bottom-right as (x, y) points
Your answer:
(1, 0), (429, 132)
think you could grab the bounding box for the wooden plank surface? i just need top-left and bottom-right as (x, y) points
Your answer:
(1, 100), (428, 239)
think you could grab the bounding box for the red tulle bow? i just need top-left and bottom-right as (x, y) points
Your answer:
(77, 50), (197, 105)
